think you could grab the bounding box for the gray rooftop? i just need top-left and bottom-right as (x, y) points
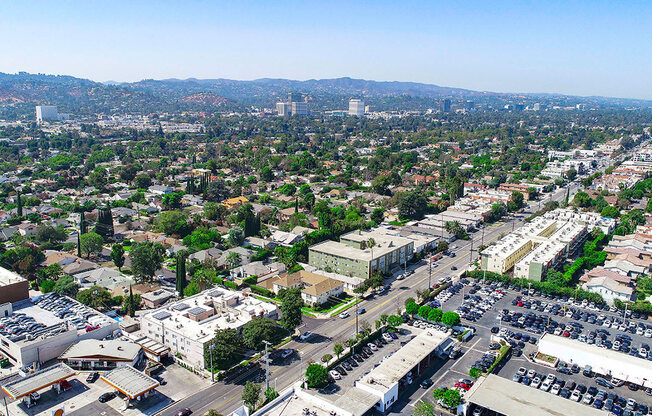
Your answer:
(101, 365), (159, 399)
(2, 363), (76, 399)
(59, 339), (141, 362)
(466, 374), (606, 416)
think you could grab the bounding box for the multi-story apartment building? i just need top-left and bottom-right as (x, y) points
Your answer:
(481, 234), (533, 274)
(514, 240), (566, 281)
(139, 287), (278, 371)
(308, 230), (414, 279)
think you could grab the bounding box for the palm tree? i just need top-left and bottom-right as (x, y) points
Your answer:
(367, 238), (376, 278)
(226, 251), (241, 270)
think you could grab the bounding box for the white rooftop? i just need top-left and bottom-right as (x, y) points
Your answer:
(466, 374), (606, 416)
(101, 365), (159, 399)
(357, 330), (448, 394)
(0, 266), (26, 285)
(141, 287), (278, 343)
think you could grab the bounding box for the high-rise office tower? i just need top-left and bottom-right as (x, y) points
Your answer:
(35, 105), (59, 123)
(348, 99), (365, 116)
(440, 98), (451, 112)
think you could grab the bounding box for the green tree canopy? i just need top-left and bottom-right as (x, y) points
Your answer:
(80, 232), (103, 258)
(130, 241), (165, 283)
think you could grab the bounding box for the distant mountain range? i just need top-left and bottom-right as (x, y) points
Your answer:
(0, 72), (649, 119)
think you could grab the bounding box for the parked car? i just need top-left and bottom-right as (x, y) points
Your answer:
(420, 379), (434, 389)
(99, 392), (116, 403)
(329, 370), (341, 380)
(86, 372), (99, 383)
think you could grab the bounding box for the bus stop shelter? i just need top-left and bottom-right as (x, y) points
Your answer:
(101, 365), (159, 410)
(1, 364), (76, 407)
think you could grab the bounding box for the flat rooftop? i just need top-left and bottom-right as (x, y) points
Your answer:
(59, 339), (141, 361)
(0, 266), (26, 285)
(141, 287), (278, 343)
(101, 365), (159, 399)
(1, 295), (115, 345)
(466, 374), (605, 416)
(2, 363), (76, 399)
(357, 330), (448, 394)
(538, 333), (652, 387)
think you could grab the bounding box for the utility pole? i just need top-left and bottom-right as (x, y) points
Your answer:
(209, 344), (215, 383)
(469, 237), (474, 267)
(355, 295), (359, 336)
(481, 226), (485, 249)
(428, 257), (432, 289)
(263, 341), (271, 392)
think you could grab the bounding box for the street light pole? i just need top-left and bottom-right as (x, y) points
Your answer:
(263, 341), (271, 392)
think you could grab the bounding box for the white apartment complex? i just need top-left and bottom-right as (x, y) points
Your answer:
(139, 287), (278, 370)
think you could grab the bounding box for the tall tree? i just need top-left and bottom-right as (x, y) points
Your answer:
(95, 203), (114, 240)
(16, 189), (22, 217)
(176, 252), (187, 296)
(111, 244), (125, 271)
(130, 241), (165, 283)
(242, 381), (261, 412)
(80, 232), (104, 258)
(279, 288), (303, 331)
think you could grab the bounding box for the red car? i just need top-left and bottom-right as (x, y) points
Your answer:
(562, 331), (570, 337)
(455, 382), (471, 391)
(517, 301), (524, 307)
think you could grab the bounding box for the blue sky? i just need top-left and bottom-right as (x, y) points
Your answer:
(2, 1), (651, 99)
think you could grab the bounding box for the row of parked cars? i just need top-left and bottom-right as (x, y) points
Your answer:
(34, 293), (101, 331)
(0, 313), (46, 339)
(513, 288), (650, 321)
(328, 333), (400, 381)
(512, 367), (651, 415)
(456, 285), (505, 322)
(513, 297), (652, 337)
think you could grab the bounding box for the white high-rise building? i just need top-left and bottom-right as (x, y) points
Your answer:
(276, 102), (291, 116)
(348, 99), (365, 116)
(35, 106), (59, 123)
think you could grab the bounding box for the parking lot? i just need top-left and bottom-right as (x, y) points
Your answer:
(384, 279), (652, 415)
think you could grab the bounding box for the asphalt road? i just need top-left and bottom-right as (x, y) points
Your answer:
(154, 184), (580, 416)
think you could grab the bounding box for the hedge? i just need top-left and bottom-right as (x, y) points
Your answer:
(224, 280), (238, 290)
(250, 285), (273, 297)
(243, 275), (258, 285)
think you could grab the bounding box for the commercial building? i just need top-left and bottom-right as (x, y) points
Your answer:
(276, 102), (291, 117)
(251, 329), (451, 416)
(0, 296), (119, 369)
(101, 365), (159, 408)
(139, 287), (278, 370)
(464, 374), (606, 416)
(481, 234), (533, 274)
(0, 266), (29, 305)
(537, 333), (652, 388)
(291, 101), (308, 116)
(35, 105), (59, 123)
(440, 98), (451, 112)
(348, 99), (365, 116)
(513, 240), (565, 281)
(308, 229), (414, 279)
(58, 339), (143, 370)
(356, 330), (449, 412)
(1, 363), (76, 406)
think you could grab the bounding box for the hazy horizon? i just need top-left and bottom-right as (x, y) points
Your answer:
(2, 1), (652, 99)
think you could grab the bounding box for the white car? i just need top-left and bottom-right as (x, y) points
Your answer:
(570, 390), (582, 402)
(368, 342), (378, 351)
(329, 370), (341, 380)
(299, 332), (313, 340)
(550, 384), (561, 395)
(540, 380), (552, 392)
(339, 312), (350, 319)
(382, 333), (393, 342)
(530, 377), (542, 389)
